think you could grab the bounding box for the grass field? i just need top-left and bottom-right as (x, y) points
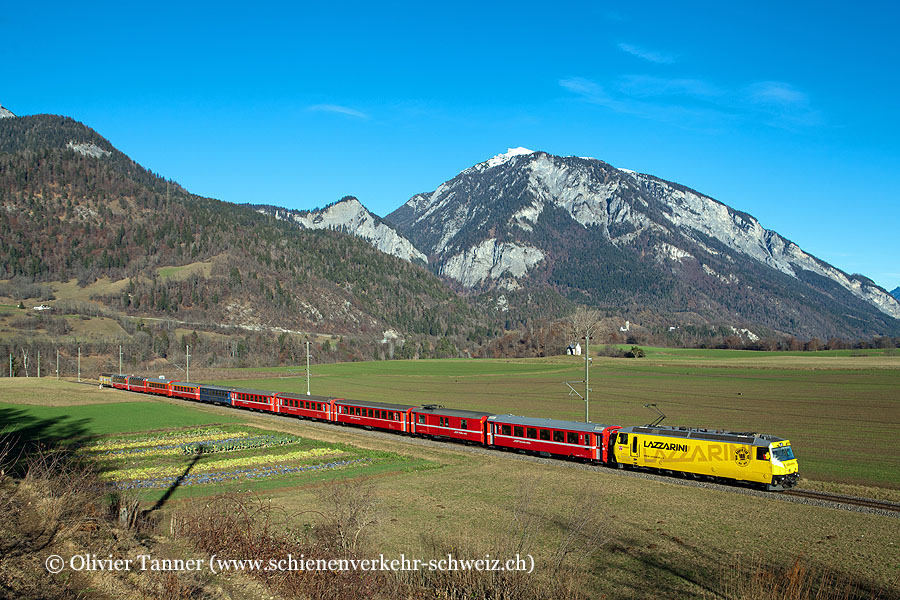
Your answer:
(209, 352), (900, 490)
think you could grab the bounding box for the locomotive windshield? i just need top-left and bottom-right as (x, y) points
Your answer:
(772, 446), (795, 462)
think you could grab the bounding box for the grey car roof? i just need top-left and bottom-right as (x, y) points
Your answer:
(488, 414), (617, 433)
(413, 406), (494, 419)
(278, 392), (336, 402)
(335, 398), (416, 411)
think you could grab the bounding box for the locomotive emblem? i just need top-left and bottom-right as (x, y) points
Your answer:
(734, 446), (751, 467)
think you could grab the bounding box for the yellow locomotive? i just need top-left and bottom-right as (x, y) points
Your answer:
(613, 424), (799, 490)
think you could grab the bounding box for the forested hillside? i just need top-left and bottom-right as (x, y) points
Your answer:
(0, 115), (483, 338)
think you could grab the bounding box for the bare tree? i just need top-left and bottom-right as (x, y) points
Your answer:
(569, 308), (601, 344)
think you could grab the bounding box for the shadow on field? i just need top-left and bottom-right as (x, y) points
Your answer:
(0, 406), (93, 477)
(601, 534), (900, 600)
(142, 446), (205, 517)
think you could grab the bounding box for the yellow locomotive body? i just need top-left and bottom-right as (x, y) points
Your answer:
(613, 425), (799, 490)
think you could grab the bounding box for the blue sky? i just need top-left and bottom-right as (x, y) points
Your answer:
(3, 0), (899, 291)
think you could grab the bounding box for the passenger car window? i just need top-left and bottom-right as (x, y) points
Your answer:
(539, 429), (551, 441)
(501, 425), (511, 436)
(567, 432), (578, 444)
(514, 426), (524, 437)
(553, 431), (564, 443)
(526, 428), (537, 439)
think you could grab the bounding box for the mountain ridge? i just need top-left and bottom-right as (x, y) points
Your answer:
(386, 149), (900, 339)
(252, 197), (426, 264)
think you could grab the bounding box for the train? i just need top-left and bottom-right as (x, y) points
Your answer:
(98, 373), (800, 490)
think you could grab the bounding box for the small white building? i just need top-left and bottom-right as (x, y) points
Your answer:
(33, 304), (52, 311)
(566, 343), (582, 356)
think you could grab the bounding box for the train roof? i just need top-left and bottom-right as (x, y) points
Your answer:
(198, 384), (233, 392)
(170, 381), (200, 388)
(619, 425), (787, 446)
(488, 414), (618, 434)
(278, 392), (336, 402)
(412, 405), (494, 419)
(335, 398), (416, 411)
(146, 376), (178, 385)
(232, 387), (276, 396)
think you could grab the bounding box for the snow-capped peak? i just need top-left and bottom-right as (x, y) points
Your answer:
(0, 104), (16, 119)
(484, 147), (535, 169)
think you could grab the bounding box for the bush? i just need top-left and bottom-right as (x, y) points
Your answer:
(624, 346), (645, 358)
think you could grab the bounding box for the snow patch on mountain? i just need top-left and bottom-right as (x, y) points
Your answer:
(483, 147), (534, 169)
(440, 239), (544, 288)
(0, 104), (15, 119)
(258, 198), (427, 264)
(67, 141), (111, 158)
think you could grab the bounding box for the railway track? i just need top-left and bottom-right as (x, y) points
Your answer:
(782, 488), (900, 514)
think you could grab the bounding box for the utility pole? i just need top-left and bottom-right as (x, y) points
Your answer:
(306, 341), (311, 395)
(119, 345), (123, 374)
(185, 344), (190, 382)
(78, 348), (81, 382)
(37, 351), (40, 378)
(584, 329), (590, 423)
(570, 308), (600, 423)
(8, 354), (11, 377)
(56, 349), (59, 380)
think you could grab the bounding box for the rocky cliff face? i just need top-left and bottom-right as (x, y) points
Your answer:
(254, 197), (426, 264)
(386, 149), (900, 337)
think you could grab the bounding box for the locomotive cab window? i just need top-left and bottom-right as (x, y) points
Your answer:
(756, 447), (770, 460)
(772, 446), (795, 462)
(618, 433), (628, 445)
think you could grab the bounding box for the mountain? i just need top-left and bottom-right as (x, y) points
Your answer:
(893, 287), (900, 301)
(0, 114), (481, 339)
(0, 104), (15, 119)
(387, 149), (900, 339)
(252, 197), (426, 264)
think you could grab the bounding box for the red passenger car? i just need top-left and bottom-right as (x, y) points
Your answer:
(487, 415), (620, 462)
(145, 376), (178, 397)
(126, 375), (148, 393)
(334, 399), (415, 433)
(231, 387), (277, 412)
(170, 381), (201, 401)
(110, 374), (130, 390)
(277, 392), (335, 421)
(410, 405), (493, 444)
